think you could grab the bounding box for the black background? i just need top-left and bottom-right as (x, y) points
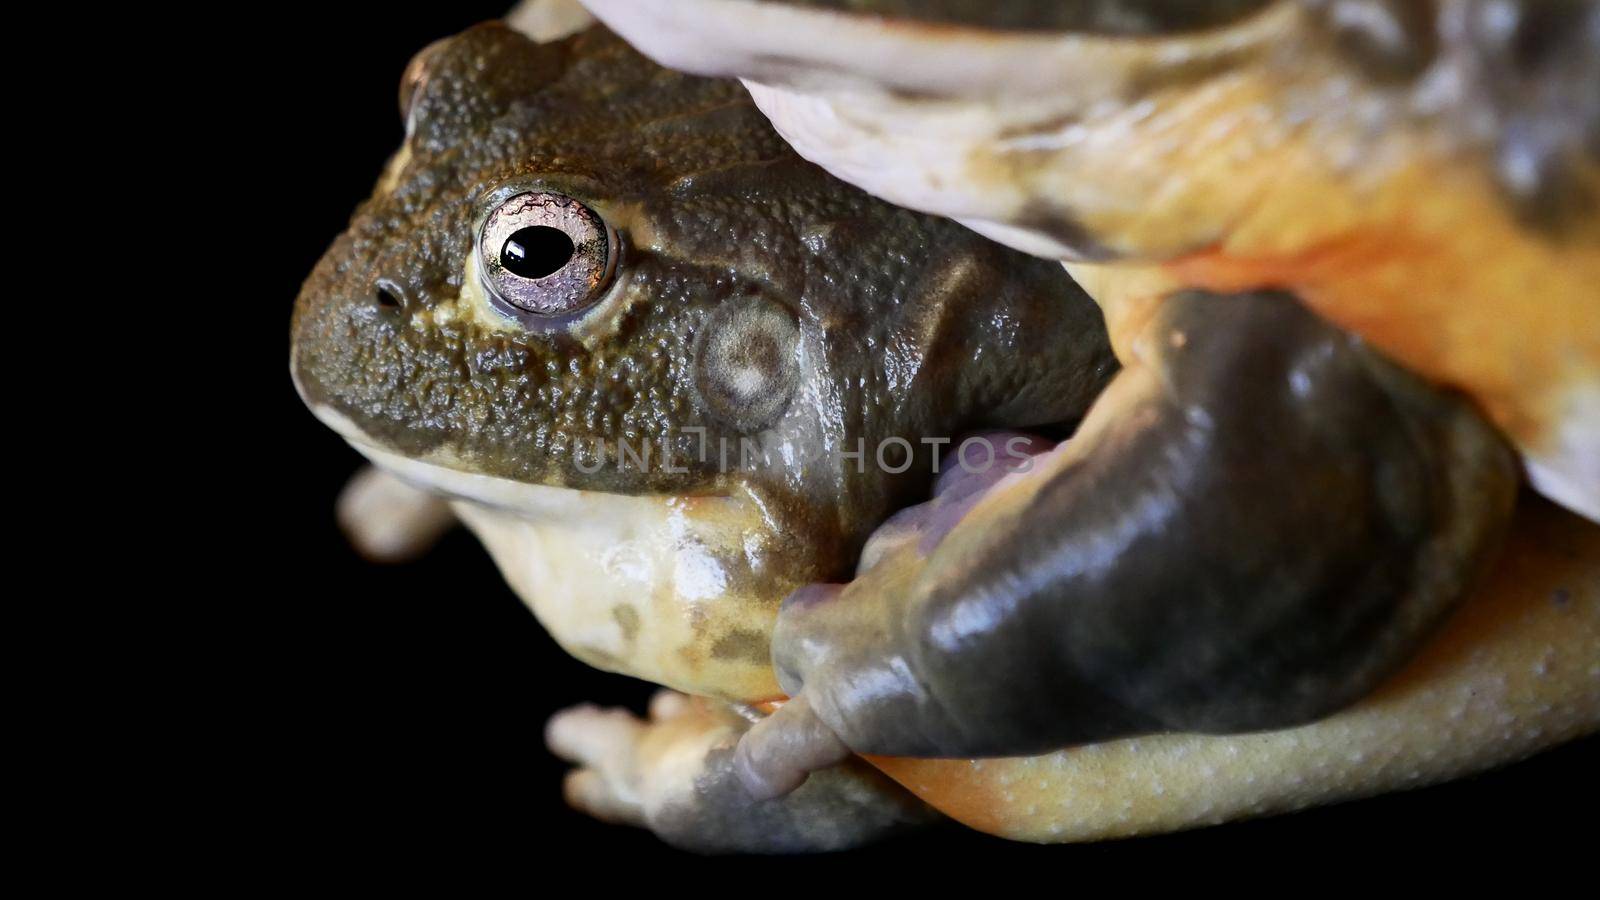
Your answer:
(242, 1), (1593, 869)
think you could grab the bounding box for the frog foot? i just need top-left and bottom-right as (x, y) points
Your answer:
(336, 466), (456, 563)
(546, 690), (724, 828)
(546, 691), (937, 853)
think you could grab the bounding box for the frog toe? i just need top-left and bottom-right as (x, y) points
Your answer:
(562, 768), (645, 827)
(732, 693), (850, 801)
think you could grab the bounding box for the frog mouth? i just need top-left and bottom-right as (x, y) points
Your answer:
(296, 350), (1053, 530)
(291, 358), (660, 516)
(304, 380), (1061, 577)
(300, 396), (727, 516)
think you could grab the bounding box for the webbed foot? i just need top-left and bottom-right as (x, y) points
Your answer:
(547, 691), (935, 853)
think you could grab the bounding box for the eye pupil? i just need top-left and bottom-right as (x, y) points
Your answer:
(500, 226), (574, 279)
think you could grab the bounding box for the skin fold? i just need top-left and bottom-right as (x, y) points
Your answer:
(295, 6), (1599, 850)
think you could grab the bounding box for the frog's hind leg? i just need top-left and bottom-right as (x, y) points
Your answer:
(336, 466), (456, 563)
(738, 290), (1523, 795)
(546, 691), (937, 853)
(871, 497), (1600, 842)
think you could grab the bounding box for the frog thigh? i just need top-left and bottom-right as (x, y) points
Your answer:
(869, 497), (1600, 842)
(766, 291), (1518, 761)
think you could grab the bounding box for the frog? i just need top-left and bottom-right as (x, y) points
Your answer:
(291, 12), (1599, 852)
(292, 19), (1114, 850)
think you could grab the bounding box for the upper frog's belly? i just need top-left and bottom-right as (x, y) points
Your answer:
(450, 494), (786, 703)
(309, 401), (793, 701)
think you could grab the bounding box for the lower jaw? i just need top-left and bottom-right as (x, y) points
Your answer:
(306, 400), (794, 701)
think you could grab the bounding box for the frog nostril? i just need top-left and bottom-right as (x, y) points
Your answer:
(373, 278), (406, 310)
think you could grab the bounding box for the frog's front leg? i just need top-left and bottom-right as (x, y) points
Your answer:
(336, 466), (456, 562)
(547, 691), (936, 853)
(738, 291), (1520, 797)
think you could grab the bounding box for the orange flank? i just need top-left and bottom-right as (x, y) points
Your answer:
(1163, 218), (1599, 453)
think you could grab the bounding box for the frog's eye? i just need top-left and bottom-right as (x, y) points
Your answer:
(478, 192), (618, 323)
